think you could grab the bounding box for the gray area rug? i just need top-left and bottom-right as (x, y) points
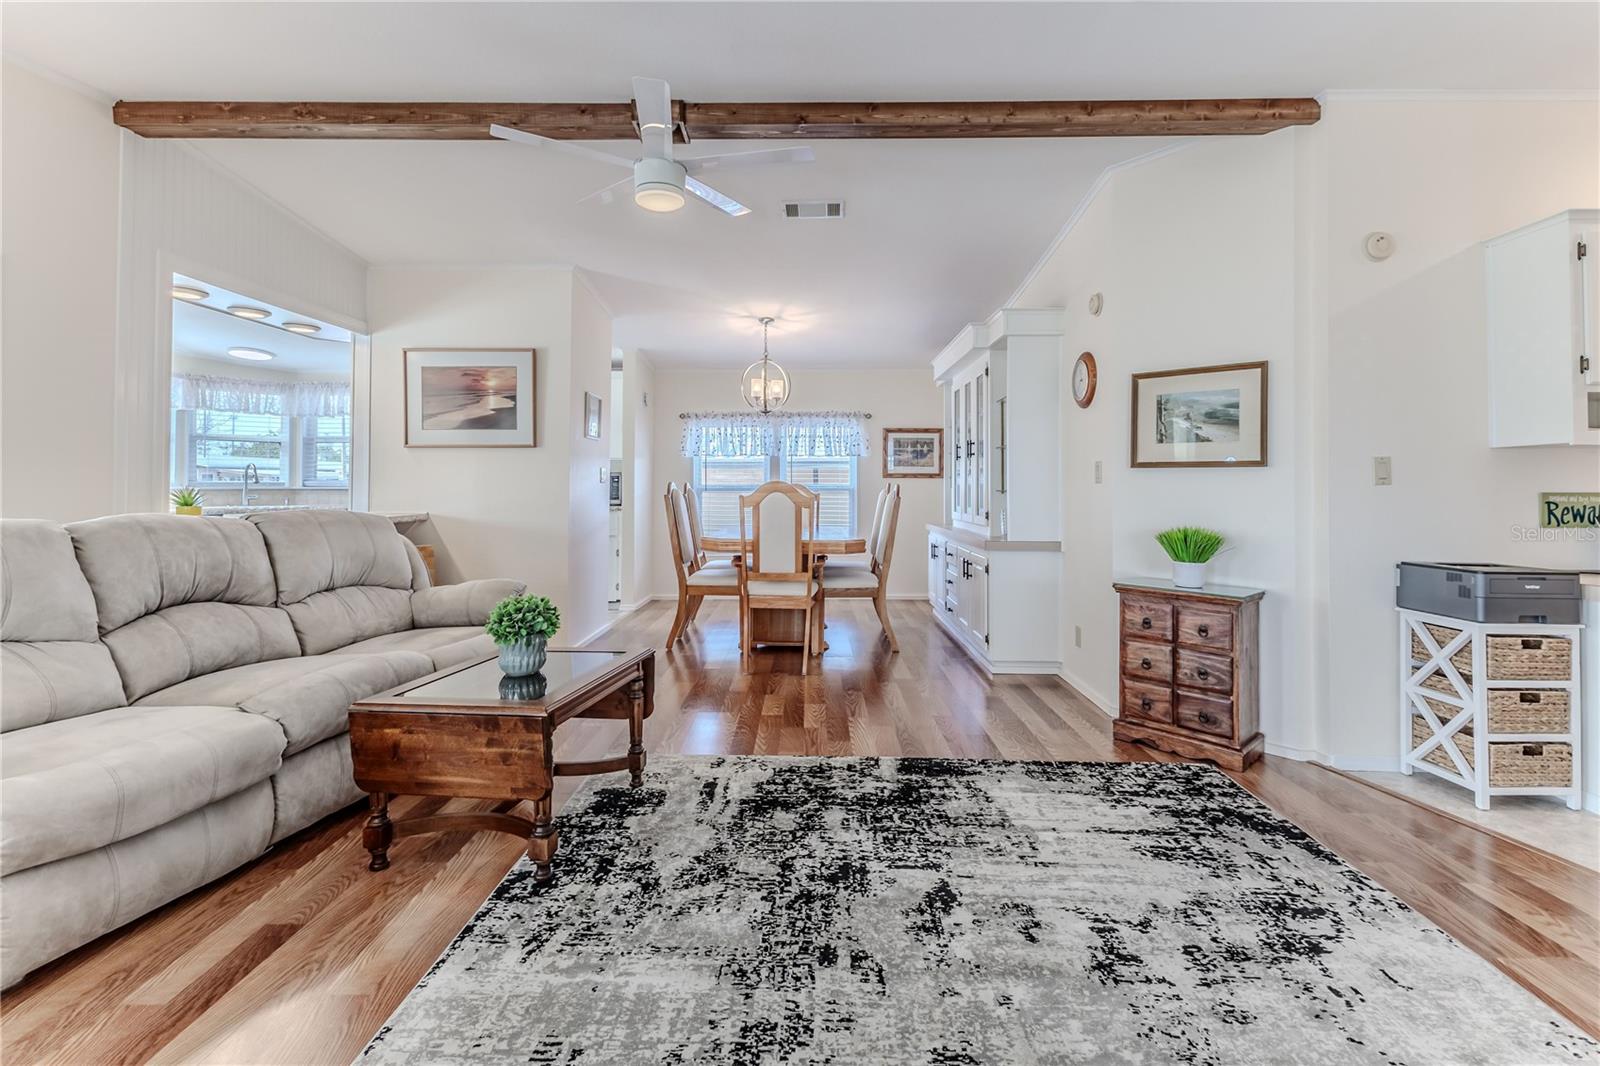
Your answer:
(360, 757), (1598, 1065)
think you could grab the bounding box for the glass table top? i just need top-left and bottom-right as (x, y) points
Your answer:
(402, 650), (627, 704)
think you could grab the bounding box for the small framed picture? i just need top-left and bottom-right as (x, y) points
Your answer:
(882, 427), (943, 478)
(1131, 361), (1267, 468)
(584, 391), (603, 440)
(404, 348), (536, 447)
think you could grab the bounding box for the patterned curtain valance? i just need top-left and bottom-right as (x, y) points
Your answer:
(680, 410), (870, 458)
(172, 374), (352, 419)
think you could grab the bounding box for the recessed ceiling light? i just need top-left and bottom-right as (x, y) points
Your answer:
(282, 321), (322, 335)
(171, 285), (210, 301)
(227, 305), (271, 320)
(227, 347), (275, 361)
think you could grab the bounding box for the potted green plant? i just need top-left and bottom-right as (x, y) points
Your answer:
(1155, 526), (1225, 589)
(170, 488), (205, 516)
(485, 594), (561, 677)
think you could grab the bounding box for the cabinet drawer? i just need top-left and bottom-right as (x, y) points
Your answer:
(1122, 597), (1174, 641)
(1174, 691), (1234, 738)
(1121, 679), (1173, 725)
(1176, 604), (1234, 650)
(1174, 648), (1232, 694)
(1122, 639), (1173, 683)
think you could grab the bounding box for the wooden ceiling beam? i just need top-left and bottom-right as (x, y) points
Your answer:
(112, 98), (1319, 140)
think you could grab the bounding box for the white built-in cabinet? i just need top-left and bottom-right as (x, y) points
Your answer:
(926, 308), (1064, 674)
(1486, 209), (1600, 447)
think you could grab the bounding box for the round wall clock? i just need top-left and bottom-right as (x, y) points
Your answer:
(1072, 351), (1098, 408)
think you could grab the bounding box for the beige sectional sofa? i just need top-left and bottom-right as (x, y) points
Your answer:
(0, 510), (523, 987)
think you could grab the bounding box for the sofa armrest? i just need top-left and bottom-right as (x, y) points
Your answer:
(411, 579), (526, 628)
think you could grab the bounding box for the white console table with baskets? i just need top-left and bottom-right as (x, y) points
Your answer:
(1399, 609), (1583, 810)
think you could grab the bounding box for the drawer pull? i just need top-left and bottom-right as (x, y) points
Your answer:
(1522, 744), (1544, 756)
(1196, 667), (1210, 680)
(1521, 638), (1543, 650)
(1140, 617), (1153, 630)
(1197, 623), (1210, 637)
(1140, 657), (1152, 670)
(1140, 698), (1152, 711)
(1519, 691), (1542, 704)
(1198, 711), (1217, 725)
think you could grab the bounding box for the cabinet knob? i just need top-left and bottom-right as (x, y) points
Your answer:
(1140, 698), (1152, 711)
(1140, 617), (1152, 630)
(1139, 657), (1152, 670)
(1198, 711), (1216, 725)
(1197, 624), (1210, 637)
(1196, 668), (1210, 680)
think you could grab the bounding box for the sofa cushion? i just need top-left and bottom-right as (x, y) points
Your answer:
(0, 520), (127, 732)
(411, 579), (526, 628)
(0, 704), (284, 874)
(331, 626), (494, 670)
(136, 651), (434, 756)
(247, 511), (418, 655)
(66, 515), (300, 701)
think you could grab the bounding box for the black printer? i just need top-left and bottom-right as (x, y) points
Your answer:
(1395, 562), (1582, 625)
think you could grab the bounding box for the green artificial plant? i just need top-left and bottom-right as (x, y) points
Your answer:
(170, 488), (205, 508)
(1154, 526), (1225, 564)
(485, 595), (561, 646)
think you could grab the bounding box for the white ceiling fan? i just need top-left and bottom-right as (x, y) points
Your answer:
(490, 77), (813, 217)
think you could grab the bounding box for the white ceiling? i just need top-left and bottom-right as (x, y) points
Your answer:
(7, 2), (1596, 368)
(172, 279), (352, 376)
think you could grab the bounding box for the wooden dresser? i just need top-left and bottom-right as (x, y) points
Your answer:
(1112, 578), (1265, 771)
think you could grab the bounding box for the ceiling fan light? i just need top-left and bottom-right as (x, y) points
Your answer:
(634, 184), (685, 213)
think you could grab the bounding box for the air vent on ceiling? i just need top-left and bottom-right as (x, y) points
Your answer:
(783, 200), (845, 220)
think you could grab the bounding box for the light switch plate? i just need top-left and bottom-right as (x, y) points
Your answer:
(600, 466), (608, 484)
(1373, 456), (1393, 486)
(1074, 625), (1083, 648)
(1093, 460), (1103, 484)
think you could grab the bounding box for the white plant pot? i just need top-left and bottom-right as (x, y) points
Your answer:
(1172, 561), (1208, 589)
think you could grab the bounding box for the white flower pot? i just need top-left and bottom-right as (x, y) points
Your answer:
(1172, 561), (1208, 589)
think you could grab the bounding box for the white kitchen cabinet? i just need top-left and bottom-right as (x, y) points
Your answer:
(1486, 209), (1600, 447)
(927, 531), (946, 608)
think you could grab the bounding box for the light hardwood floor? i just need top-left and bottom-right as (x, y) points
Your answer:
(3, 599), (1596, 1063)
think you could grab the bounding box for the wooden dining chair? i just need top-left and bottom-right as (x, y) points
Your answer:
(817, 483), (901, 651)
(664, 482), (739, 647)
(682, 484), (733, 569)
(734, 481), (824, 673)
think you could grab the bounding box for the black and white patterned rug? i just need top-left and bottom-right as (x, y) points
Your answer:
(360, 757), (1597, 1065)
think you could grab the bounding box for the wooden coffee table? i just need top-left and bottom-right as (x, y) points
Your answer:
(348, 647), (653, 883)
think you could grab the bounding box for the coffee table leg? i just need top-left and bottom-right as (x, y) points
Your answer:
(363, 792), (393, 871)
(529, 790), (558, 884)
(627, 676), (647, 787)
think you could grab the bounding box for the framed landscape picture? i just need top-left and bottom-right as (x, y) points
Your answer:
(584, 391), (603, 440)
(405, 348), (536, 447)
(882, 427), (943, 478)
(1131, 360), (1266, 467)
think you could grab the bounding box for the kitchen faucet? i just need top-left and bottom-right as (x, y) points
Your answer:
(242, 463), (260, 506)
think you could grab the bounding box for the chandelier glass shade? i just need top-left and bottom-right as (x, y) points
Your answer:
(741, 317), (790, 414)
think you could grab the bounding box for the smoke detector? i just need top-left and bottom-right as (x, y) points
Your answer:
(782, 200), (845, 220)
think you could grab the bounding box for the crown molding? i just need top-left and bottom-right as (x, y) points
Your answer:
(1316, 88), (1599, 104)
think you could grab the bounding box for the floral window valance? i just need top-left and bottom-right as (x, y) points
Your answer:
(172, 374), (352, 419)
(680, 410), (869, 458)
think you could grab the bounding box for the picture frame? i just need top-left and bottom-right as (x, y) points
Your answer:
(1130, 360), (1267, 468)
(584, 391), (603, 440)
(882, 427), (944, 478)
(404, 348), (536, 447)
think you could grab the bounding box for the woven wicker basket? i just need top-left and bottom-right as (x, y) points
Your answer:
(1486, 740), (1573, 787)
(1409, 623), (1472, 679)
(1411, 717), (1472, 772)
(1417, 672), (1468, 698)
(1486, 635), (1572, 681)
(1487, 690), (1570, 734)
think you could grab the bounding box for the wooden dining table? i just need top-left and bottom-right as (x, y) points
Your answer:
(698, 534), (868, 653)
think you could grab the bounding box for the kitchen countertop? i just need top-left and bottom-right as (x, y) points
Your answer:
(926, 522), (1061, 553)
(197, 506), (430, 529)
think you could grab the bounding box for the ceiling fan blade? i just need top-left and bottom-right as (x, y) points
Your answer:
(685, 176), (750, 217)
(488, 124), (634, 169)
(631, 76), (674, 160)
(683, 146), (815, 175)
(578, 175), (633, 206)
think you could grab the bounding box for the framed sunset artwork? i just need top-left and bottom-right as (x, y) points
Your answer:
(404, 348), (536, 447)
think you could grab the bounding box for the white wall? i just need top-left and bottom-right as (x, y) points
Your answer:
(366, 266), (614, 643)
(1, 61), (121, 521)
(648, 368), (943, 600)
(565, 275), (616, 643)
(620, 351), (657, 609)
(1319, 97), (1600, 767)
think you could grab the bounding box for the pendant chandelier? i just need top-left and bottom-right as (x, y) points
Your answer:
(741, 317), (790, 414)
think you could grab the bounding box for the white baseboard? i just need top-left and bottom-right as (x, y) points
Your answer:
(992, 659), (1065, 675)
(887, 592), (930, 600)
(613, 599), (652, 613)
(1054, 667), (1115, 718)
(1322, 754), (1403, 773)
(575, 613), (626, 647)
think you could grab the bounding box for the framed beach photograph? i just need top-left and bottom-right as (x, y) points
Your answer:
(404, 348), (536, 447)
(1131, 361), (1267, 467)
(882, 427), (944, 478)
(584, 391), (602, 440)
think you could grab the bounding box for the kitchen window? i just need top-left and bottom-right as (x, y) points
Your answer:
(692, 445), (857, 536)
(170, 377), (352, 489)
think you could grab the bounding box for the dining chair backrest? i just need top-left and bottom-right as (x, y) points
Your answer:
(739, 481), (817, 579)
(864, 487), (890, 558)
(683, 485), (708, 566)
(665, 483), (697, 570)
(872, 484), (901, 574)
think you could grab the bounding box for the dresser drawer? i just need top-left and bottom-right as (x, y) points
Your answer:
(1121, 679), (1173, 725)
(1122, 597), (1174, 641)
(1122, 639), (1173, 683)
(1176, 604), (1234, 651)
(1175, 691), (1234, 738)
(1174, 648), (1232, 694)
